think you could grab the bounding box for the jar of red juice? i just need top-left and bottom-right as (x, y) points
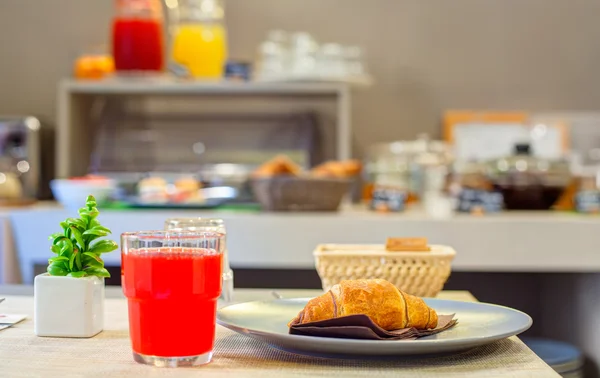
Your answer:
(111, 0), (165, 73)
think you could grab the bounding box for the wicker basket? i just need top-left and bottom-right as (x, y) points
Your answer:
(314, 244), (456, 297)
(251, 177), (351, 211)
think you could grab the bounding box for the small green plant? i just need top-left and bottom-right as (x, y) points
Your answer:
(47, 195), (117, 278)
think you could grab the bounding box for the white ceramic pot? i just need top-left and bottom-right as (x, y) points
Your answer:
(34, 274), (105, 338)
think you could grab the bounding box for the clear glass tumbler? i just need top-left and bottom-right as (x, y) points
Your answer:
(121, 230), (224, 367)
(165, 218), (234, 302)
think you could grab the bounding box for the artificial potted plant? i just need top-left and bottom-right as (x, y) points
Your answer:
(34, 195), (118, 338)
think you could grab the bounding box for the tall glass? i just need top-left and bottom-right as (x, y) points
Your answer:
(121, 230), (224, 367)
(165, 218), (233, 302)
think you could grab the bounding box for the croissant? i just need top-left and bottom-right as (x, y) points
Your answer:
(252, 155), (301, 178)
(289, 279), (438, 330)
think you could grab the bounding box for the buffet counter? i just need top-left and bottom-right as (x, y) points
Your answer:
(5, 204), (600, 283)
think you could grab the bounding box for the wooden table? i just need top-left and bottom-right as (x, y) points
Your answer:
(0, 287), (558, 377)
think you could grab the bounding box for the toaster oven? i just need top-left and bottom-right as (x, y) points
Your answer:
(0, 116), (42, 199)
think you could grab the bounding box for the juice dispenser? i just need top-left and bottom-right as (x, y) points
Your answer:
(171, 0), (228, 79)
(112, 0), (165, 73)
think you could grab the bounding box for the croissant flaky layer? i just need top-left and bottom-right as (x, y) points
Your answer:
(289, 279), (438, 331)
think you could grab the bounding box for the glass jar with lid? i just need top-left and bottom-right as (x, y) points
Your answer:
(486, 143), (571, 210)
(170, 0), (228, 79)
(112, 0), (165, 73)
(364, 134), (453, 204)
(449, 160), (492, 195)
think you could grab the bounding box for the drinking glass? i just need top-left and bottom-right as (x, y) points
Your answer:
(121, 230), (224, 367)
(165, 218), (234, 302)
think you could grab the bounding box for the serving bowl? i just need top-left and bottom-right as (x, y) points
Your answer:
(50, 178), (116, 209)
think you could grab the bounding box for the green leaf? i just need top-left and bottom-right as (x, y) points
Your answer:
(69, 253), (75, 271)
(88, 240), (118, 254)
(83, 252), (103, 263)
(82, 254), (103, 269)
(79, 209), (99, 219)
(83, 267), (110, 278)
(59, 243), (72, 257)
(83, 227), (110, 237)
(48, 232), (63, 241)
(66, 217), (86, 230)
(47, 263), (68, 276)
(59, 221), (69, 231)
(52, 235), (68, 245)
(83, 234), (102, 244)
(70, 226), (85, 250)
(58, 238), (73, 256)
(48, 256), (69, 263)
(50, 245), (61, 254)
(89, 218), (100, 228)
(67, 271), (87, 278)
(94, 225), (111, 233)
(74, 248), (82, 270)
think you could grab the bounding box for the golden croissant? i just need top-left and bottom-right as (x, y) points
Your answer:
(289, 279), (438, 330)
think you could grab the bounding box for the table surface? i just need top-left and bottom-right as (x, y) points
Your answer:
(0, 287), (558, 378)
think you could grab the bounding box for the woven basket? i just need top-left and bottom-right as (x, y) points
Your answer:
(251, 177), (351, 211)
(314, 244), (456, 297)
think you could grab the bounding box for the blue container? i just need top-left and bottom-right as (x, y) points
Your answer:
(225, 61), (251, 81)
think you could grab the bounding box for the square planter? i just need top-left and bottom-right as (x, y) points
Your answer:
(34, 274), (105, 338)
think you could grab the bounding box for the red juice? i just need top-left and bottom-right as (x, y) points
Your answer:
(112, 18), (164, 72)
(122, 247), (223, 357)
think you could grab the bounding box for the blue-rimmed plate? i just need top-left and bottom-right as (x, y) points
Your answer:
(217, 298), (532, 357)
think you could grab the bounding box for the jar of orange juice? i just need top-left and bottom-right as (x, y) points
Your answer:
(171, 0), (228, 79)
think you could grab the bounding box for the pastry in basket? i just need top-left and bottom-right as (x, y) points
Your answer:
(252, 155), (302, 178)
(385, 237), (431, 252)
(311, 160), (362, 178)
(289, 279), (438, 331)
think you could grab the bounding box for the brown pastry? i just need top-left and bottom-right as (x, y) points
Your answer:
(311, 162), (347, 178)
(252, 155), (302, 178)
(341, 159), (362, 176)
(385, 237), (431, 252)
(311, 160), (363, 178)
(289, 279), (438, 330)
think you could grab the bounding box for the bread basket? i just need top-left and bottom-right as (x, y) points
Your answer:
(314, 244), (456, 297)
(251, 176), (351, 211)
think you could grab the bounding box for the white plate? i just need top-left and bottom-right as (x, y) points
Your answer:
(217, 298), (532, 357)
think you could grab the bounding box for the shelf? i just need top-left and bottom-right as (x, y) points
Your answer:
(56, 78), (353, 178)
(60, 79), (349, 96)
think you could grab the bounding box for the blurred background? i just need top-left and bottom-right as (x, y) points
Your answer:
(1, 0), (600, 376)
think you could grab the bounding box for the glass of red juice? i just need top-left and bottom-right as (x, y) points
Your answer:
(121, 230), (224, 367)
